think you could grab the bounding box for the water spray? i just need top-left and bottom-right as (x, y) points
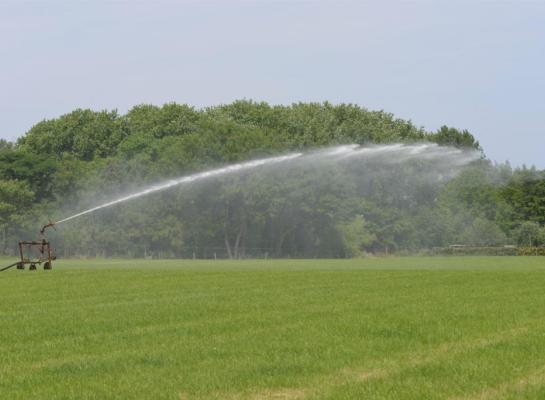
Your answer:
(0, 143), (479, 271)
(1, 152), (302, 271)
(55, 152), (303, 225)
(53, 144), (478, 227)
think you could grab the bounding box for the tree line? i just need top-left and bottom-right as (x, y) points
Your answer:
(0, 100), (543, 258)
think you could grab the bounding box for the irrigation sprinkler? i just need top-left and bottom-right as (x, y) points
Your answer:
(0, 220), (57, 272)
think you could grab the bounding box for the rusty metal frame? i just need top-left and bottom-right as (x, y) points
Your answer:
(18, 239), (55, 268)
(1, 221), (57, 271)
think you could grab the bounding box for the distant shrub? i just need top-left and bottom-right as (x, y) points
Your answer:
(517, 247), (545, 256)
(433, 246), (519, 256)
(433, 246), (545, 256)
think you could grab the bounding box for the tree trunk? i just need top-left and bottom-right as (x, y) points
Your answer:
(224, 231), (233, 259)
(2, 226), (10, 255)
(223, 205), (233, 259)
(233, 220), (246, 259)
(275, 225), (296, 256)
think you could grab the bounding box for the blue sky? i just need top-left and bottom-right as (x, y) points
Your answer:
(1, 1), (544, 167)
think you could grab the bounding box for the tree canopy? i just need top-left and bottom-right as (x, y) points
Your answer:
(1, 100), (542, 258)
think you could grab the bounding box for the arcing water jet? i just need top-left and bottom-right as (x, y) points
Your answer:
(55, 152), (303, 225)
(55, 143), (479, 226)
(1, 142), (480, 270)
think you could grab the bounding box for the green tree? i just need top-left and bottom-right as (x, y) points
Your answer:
(336, 215), (376, 257)
(0, 149), (57, 201)
(460, 218), (508, 246)
(19, 109), (125, 160)
(0, 180), (34, 252)
(514, 221), (542, 247)
(431, 126), (481, 150)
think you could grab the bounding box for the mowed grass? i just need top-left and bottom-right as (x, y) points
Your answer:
(2, 257), (545, 399)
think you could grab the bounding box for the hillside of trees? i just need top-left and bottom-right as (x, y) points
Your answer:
(1, 100), (544, 258)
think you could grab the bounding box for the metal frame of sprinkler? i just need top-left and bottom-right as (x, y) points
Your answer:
(0, 221), (57, 272)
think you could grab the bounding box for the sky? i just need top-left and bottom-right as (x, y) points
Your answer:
(1, 1), (544, 168)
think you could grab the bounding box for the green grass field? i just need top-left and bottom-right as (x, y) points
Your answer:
(2, 257), (545, 399)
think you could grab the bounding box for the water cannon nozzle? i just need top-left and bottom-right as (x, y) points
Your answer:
(40, 220), (56, 235)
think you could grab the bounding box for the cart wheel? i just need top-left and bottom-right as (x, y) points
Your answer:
(44, 262), (52, 270)
(16, 262), (24, 270)
(29, 264), (37, 271)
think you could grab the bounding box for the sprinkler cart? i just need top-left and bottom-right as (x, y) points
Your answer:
(0, 221), (57, 272)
